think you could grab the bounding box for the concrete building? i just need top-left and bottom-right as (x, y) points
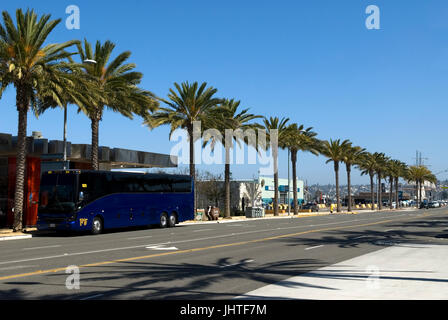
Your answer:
(258, 176), (304, 207)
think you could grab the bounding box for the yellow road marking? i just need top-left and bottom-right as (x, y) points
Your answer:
(0, 212), (439, 281)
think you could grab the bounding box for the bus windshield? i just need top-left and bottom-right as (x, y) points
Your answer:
(38, 174), (77, 214)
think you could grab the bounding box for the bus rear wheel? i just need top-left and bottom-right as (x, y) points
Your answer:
(160, 213), (168, 228)
(91, 217), (103, 235)
(168, 213), (177, 228)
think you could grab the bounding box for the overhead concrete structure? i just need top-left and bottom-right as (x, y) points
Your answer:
(0, 132), (177, 169)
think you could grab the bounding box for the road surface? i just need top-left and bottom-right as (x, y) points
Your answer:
(0, 207), (447, 300)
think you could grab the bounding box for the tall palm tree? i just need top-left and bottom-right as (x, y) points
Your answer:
(145, 81), (222, 214)
(281, 124), (319, 215)
(205, 98), (262, 218)
(373, 152), (389, 210)
(387, 160), (408, 210)
(77, 39), (158, 170)
(0, 9), (79, 231)
(406, 165), (437, 207)
(357, 152), (377, 210)
(320, 139), (352, 213)
(36, 62), (103, 163)
(342, 145), (366, 212)
(262, 117), (290, 216)
(395, 161), (408, 208)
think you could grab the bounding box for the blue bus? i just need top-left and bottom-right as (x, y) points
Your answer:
(37, 170), (194, 234)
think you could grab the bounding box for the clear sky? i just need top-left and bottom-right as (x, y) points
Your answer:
(1, 0), (448, 184)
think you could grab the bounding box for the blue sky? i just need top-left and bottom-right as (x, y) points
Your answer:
(1, 0), (448, 184)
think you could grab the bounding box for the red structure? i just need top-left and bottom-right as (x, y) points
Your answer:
(6, 157), (41, 227)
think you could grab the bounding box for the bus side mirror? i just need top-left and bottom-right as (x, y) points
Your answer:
(79, 191), (84, 202)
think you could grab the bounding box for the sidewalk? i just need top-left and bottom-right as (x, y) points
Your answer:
(182, 207), (416, 225)
(236, 243), (448, 300)
(0, 228), (34, 241)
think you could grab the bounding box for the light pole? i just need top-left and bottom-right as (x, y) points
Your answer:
(62, 58), (97, 169)
(63, 102), (68, 169)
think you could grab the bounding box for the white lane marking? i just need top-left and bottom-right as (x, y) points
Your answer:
(220, 259), (254, 268)
(22, 245), (61, 251)
(192, 229), (215, 233)
(0, 265), (37, 271)
(146, 245), (178, 251)
(353, 236), (368, 239)
(305, 245), (324, 251)
(127, 235), (153, 240)
(227, 224), (243, 227)
(80, 294), (105, 300)
(0, 215), (412, 266)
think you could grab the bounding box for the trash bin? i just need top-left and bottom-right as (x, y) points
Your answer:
(245, 207), (264, 218)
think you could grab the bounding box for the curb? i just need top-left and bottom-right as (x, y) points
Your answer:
(0, 234), (32, 241)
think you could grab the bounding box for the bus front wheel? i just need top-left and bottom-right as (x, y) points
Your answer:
(160, 213), (168, 228)
(92, 217), (103, 235)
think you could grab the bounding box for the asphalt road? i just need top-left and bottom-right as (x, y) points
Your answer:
(0, 207), (447, 300)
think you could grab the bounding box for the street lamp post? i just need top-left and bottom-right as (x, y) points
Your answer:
(62, 59), (97, 169)
(63, 103), (68, 169)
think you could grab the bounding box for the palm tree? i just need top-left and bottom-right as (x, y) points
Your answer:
(77, 39), (158, 170)
(320, 139), (352, 212)
(262, 117), (290, 216)
(145, 81), (222, 214)
(387, 160), (408, 209)
(406, 165), (437, 207)
(281, 124), (319, 215)
(357, 152), (378, 210)
(373, 152), (389, 210)
(0, 9), (79, 231)
(36, 62), (103, 164)
(395, 161), (408, 208)
(205, 98), (262, 218)
(342, 145), (366, 212)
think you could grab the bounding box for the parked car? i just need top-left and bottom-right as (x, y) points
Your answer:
(302, 203), (319, 212)
(428, 201), (440, 208)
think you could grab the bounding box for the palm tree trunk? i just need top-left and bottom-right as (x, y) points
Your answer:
(370, 173), (375, 210)
(334, 161), (340, 212)
(188, 127), (196, 215)
(395, 177), (399, 208)
(346, 163), (352, 212)
(13, 90), (29, 232)
(273, 148), (279, 216)
(90, 116), (99, 171)
(389, 176), (393, 210)
(224, 146), (231, 218)
(291, 150), (298, 215)
(415, 181), (419, 208)
(378, 174), (382, 210)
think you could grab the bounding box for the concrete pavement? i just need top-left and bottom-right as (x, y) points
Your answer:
(237, 243), (448, 300)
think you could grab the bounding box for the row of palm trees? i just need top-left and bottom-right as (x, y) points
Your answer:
(0, 9), (158, 231)
(0, 9), (438, 231)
